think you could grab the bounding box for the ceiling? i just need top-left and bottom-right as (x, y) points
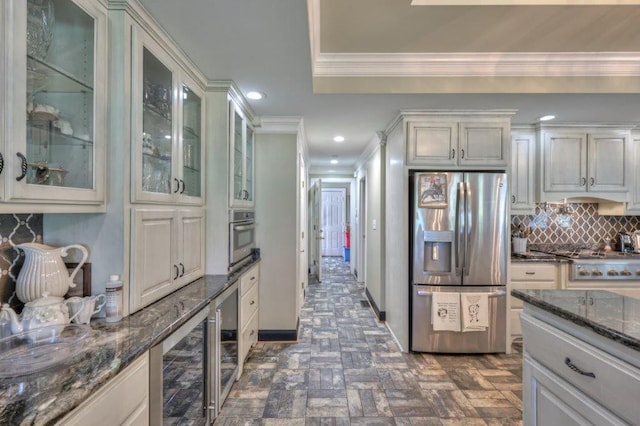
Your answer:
(137, 0), (640, 174)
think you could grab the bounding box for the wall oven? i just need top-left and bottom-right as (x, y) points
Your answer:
(229, 209), (255, 271)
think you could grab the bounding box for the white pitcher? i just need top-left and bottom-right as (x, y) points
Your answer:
(15, 243), (89, 303)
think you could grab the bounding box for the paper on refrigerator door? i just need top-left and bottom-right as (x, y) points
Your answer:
(461, 293), (489, 332)
(431, 292), (461, 332)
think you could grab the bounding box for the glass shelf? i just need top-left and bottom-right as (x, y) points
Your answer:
(144, 104), (171, 122)
(183, 165), (201, 173)
(143, 151), (172, 163)
(27, 55), (93, 94)
(27, 123), (94, 147)
(183, 126), (199, 139)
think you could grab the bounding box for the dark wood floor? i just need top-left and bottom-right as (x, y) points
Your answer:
(216, 258), (523, 425)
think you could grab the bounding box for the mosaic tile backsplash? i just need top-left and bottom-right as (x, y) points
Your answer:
(0, 214), (43, 307)
(511, 203), (640, 248)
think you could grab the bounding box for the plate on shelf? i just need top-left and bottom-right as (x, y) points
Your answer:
(0, 324), (91, 377)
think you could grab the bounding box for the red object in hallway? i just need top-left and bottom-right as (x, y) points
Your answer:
(344, 230), (350, 248)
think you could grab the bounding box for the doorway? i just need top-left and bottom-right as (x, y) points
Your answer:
(358, 177), (366, 285)
(321, 188), (346, 257)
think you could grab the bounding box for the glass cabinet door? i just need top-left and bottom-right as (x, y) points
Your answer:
(6, 0), (107, 204)
(181, 84), (201, 199)
(245, 125), (254, 203)
(141, 47), (173, 195)
(232, 108), (244, 202)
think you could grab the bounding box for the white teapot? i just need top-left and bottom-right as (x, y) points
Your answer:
(0, 292), (83, 334)
(15, 242), (89, 303)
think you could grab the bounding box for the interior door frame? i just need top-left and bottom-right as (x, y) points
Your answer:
(321, 187), (346, 257)
(358, 176), (366, 286)
(308, 179), (323, 282)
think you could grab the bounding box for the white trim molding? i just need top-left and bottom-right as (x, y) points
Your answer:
(313, 51), (640, 78)
(412, 0), (640, 4)
(255, 116), (304, 134)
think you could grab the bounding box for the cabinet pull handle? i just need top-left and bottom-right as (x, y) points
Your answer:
(173, 178), (180, 193)
(581, 177), (586, 186)
(0, 152), (4, 175)
(451, 149), (455, 159)
(16, 153), (28, 182)
(461, 149), (465, 159)
(174, 264), (179, 279)
(250, 300), (255, 306)
(512, 195), (516, 204)
(180, 179), (185, 194)
(590, 177), (595, 186)
(179, 262), (185, 277)
(250, 276), (256, 281)
(565, 357), (595, 378)
(525, 272), (535, 275)
(250, 330), (255, 336)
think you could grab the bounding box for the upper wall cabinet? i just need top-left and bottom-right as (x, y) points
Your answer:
(229, 100), (254, 208)
(539, 126), (630, 202)
(1, 0), (107, 211)
(131, 25), (204, 206)
(405, 112), (513, 169)
(511, 129), (536, 214)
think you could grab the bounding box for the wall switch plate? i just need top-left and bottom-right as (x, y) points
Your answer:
(372, 219), (377, 230)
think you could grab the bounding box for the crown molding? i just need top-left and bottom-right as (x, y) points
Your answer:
(255, 116), (304, 134)
(312, 51), (640, 78)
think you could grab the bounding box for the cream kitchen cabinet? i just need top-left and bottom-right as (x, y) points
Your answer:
(521, 312), (637, 425)
(509, 262), (558, 342)
(1, 0), (107, 212)
(539, 126), (630, 202)
(238, 262), (260, 378)
(130, 208), (204, 312)
(405, 112), (513, 168)
(598, 131), (640, 216)
(58, 352), (150, 426)
(511, 128), (536, 214)
(131, 24), (204, 206)
(229, 100), (255, 208)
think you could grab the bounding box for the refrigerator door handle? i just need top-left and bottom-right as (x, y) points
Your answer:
(416, 289), (506, 297)
(464, 181), (472, 276)
(455, 181), (465, 276)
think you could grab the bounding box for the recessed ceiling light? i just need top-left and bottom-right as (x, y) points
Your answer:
(329, 170), (335, 173)
(330, 159), (339, 165)
(164, 135), (172, 140)
(333, 135), (345, 143)
(539, 115), (556, 121)
(246, 91), (265, 100)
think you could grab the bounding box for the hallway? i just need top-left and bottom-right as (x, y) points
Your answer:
(216, 257), (523, 425)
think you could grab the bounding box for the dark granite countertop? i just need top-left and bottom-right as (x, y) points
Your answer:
(0, 259), (260, 425)
(510, 252), (570, 263)
(512, 289), (640, 352)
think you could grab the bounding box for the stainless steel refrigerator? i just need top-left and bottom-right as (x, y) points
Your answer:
(411, 171), (507, 353)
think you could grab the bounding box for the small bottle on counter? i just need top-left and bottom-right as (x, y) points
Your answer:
(105, 274), (123, 322)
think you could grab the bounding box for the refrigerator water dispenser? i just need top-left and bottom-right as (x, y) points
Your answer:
(423, 231), (453, 273)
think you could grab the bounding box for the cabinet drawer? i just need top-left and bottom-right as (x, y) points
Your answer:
(240, 282), (259, 328)
(521, 313), (640, 424)
(240, 263), (260, 296)
(511, 263), (556, 281)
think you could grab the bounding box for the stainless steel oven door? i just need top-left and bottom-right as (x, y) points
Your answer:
(150, 305), (211, 425)
(229, 210), (255, 269)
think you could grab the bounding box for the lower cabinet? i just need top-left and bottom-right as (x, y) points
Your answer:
(238, 263), (260, 378)
(130, 208), (205, 312)
(521, 312), (639, 425)
(509, 263), (558, 342)
(58, 352), (150, 425)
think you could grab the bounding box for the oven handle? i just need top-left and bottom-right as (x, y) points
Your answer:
(233, 223), (256, 231)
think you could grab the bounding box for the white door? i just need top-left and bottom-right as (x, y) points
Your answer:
(298, 154), (307, 311)
(309, 179), (323, 282)
(321, 188), (345, 256)
(358, 178), (366, 284)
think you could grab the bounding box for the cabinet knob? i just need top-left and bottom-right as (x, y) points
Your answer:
(250, 300), (255, 306)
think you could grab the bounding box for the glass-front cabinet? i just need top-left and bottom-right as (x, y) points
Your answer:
(132, 25), (203, 205)
(229, 101), (254, 208)
(2, 0), (107, 207)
